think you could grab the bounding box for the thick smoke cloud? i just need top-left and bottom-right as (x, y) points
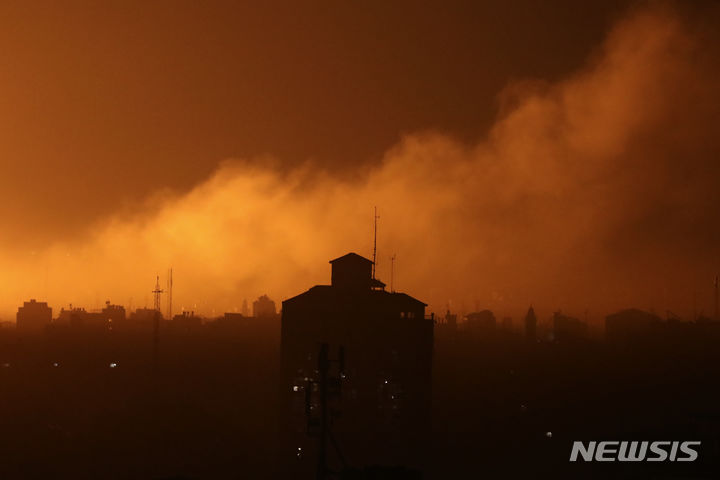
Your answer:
(1, 3), (719, 322)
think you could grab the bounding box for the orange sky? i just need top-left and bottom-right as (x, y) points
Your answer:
(1, 1), (719, 322)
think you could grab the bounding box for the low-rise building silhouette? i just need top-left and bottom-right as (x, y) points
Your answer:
(55, 307), (109, 330)
(16, 299), (52, 333)
(465, 309), (496, 334)
(253, 294), (277, 319)
(552, 311), (587, 342)
(127, 307), (162, 331)
(102, 301), (126, 330)
(605, 308), (662, 344)
(171, 311), (203, 332)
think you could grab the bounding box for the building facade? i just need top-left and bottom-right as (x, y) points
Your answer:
(280, 252), (433, 469)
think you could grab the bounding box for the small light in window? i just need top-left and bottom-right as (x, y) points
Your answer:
(109, 362), (118, 368)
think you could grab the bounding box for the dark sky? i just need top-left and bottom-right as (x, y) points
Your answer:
(0, 0), (632, 247)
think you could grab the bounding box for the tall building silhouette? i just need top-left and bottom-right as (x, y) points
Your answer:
(281, 252), (433, 467)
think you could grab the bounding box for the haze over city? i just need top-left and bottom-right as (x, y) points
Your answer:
(1, 1), (719, 321)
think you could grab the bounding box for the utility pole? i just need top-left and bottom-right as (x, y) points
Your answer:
(372, 207), (379, 280)
(153, 309), (160, 369)
(152, 276), (164, 371)
(166, 268), (173, 320)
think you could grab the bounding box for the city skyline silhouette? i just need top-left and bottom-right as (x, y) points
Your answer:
(1, 1), (719, 478)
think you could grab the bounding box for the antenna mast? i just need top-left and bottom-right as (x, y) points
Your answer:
(372, 207), (379, 280)
(166, 268), (173, 320)
(390, 254), (396, 292)
(152, 275), (164, 313)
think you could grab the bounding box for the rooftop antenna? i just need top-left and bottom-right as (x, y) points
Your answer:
(166, 268), (173, 320)
(372, 206), (379, 280)
(152, 275), (164, 370)
(152, 275), (164, 313)
(390, 254), (396, 292)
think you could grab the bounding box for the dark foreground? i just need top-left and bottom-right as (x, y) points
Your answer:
(0, 319), (718, 479)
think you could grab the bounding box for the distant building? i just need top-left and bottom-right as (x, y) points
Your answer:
(222, 312), (248, 322)
(16, 299), (52, 333)
(212, 312), (251, 330)
(281, 252), (433, 463)
(171, 311), (202, 332)
(55, 307), (109, 330)
(444, 310), (457, 329)
(605, 308), (661, 344)
(465, 310), (496, 333)
(127, 308), (162, 331)
(102, 301), (126, 330)
(552, 311), (587, 342)
(525, 306), (537, 341)
(435, 309), (458, 340)
(253, 294), (277, 319)
(56, 306), (83, 325)
(501, 316), (513, 330)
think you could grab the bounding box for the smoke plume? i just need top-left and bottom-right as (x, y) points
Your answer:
(2, 3), (719, 322)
